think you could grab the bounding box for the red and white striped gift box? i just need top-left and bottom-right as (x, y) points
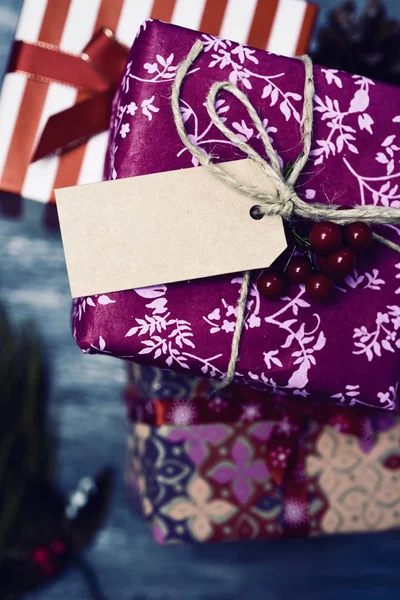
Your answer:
(0, 0), (317, 225)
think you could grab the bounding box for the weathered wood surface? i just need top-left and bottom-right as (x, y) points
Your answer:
(1, 2), (400, 598)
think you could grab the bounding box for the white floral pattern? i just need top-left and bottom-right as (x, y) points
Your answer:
(353, 305), (400, 362)
(74, 294), (115, 322)
(311, 77), (374, 165)
(124, 286), (204, 370)
(76, 21), (400, 411)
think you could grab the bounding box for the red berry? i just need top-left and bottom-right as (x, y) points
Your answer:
(257, 272), (286, 300)
(305, 273), (333, 301)
(309, 221), (343, 255)
(32, 547), (49, 564)
(327, 246), (356, 279)
(287, 256), (312, 284)
(51, 539), (66, 555)
(316, 254), (347, 282)
(345, 222), (373, 251)
(316, 254), (335, 276)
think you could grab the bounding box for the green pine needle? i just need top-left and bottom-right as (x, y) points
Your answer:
(283, 152), (305, 181)
(0, 308), (55, 556)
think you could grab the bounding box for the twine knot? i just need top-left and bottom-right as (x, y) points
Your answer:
(170, 40), (400, 390)
(254, 183), (296, 220)
(276, 184), (297, 220)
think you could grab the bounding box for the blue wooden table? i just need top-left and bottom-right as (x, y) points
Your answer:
(1, 2), (400, 599)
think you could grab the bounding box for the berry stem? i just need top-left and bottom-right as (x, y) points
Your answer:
(289, 226), (311, 249)
(282, 245), (297, 273)
(307, 248), (316, 272)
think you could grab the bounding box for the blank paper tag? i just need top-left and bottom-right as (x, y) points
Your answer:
(56, 158), (287, 298)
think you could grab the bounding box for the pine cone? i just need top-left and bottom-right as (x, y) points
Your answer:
(311, 0), (400, 86)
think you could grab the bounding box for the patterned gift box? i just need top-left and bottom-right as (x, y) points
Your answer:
(0, 0), (316, 225)
(125, 373), (400, 544)
(75, 19), (400, 411)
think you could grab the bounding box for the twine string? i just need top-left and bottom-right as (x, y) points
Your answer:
(170, 39), (400, 388)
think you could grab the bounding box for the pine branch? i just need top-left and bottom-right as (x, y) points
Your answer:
(0, 309), (55, 555)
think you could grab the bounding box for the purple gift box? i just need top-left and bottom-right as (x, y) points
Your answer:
(73, 20), (400, 412)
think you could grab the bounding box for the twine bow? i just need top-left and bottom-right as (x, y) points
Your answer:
(171, 40), (400, 388)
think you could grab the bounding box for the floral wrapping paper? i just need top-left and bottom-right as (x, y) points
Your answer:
(125, 378), (400, 544)
(74, 20), (400, 411)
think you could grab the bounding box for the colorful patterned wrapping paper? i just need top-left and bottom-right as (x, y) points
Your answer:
(0, 0), (316, 223)
(125, 369), (400, 544)
(74, 19), (400, 412)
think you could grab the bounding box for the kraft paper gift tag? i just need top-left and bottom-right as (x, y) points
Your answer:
(56, 158), (287, 298)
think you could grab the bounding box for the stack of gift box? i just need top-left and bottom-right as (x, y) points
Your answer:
(71, 17), (400, 543)
(3, 0), (400, 545)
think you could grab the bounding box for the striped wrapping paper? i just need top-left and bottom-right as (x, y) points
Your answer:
(0, 0), (317, 224)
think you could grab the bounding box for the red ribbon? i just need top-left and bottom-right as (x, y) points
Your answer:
(7, 28), (129, 161)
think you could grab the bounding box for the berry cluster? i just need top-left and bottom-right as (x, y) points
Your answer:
(31, 539), (67, 576)
(257, 217), (373, 302)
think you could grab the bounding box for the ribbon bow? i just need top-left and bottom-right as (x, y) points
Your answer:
(172, 41), (400, 227)
(171, 40), (400, 389)
(7, 28), (128, 161)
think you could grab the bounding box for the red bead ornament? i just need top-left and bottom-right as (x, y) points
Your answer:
(309, 221), (343, 255)
(327, 246), (356, 278)
(305, 273), (333, 301)
(287, 256), (312, 284)
(32, 547), (48, 564)
(315, 254), (335, 277)
(257, 272), (286, 300)
(32, 546), (55, 576)
(51, 539), (66, 555)
(345, 221), (373, 251)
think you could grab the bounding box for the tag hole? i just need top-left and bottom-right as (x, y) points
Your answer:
(250, 205), (263, 220)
